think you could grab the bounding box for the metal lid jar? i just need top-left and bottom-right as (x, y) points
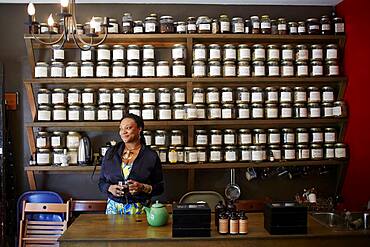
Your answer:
(172, 87), (185, 104)
(157, 61), (170, 77)
(296, 44), (309, 61)
(52, 88), (66, 105)
(280, 103), (292, 118)
(112, 61), (125, 78)
(267, 60), (279, 77)
(250, 145), (265, 162)
(311, 59), (323, 76)
(206, 87), (220, 104)
(221, 103), (235, 119)
(142, 104), (155, 120)
(265, 103), (278, 119)
(208, 60), (221, 77)
(108, 18), (119, 34)
(334, 143), (347, 159)
(307, 86), (321, 103)
(326, 59), (339, 76)
(51, 131), (66, 148)
(281, 60), (294, 77)
(288, 21), (298, 35)
(310, 127), (323, 143)
(121, 13), (133, 34)
(261, 15), (271, 34)
(144, 16), (157, 33)
(159, 15), (174, 33)
(251, 86), (264, 103)
(142, 61), (155, 77)
(297, 144), (310, 160)
(193, 44), (206, 61)
(282, 144), (296, 161)
(142, 44), (155, 61)
(36, 132), (50, 149)
(311, 44), (323, 60)
(282, 128), (295, 144)
(96, 61), (110, 78)
(98, 88), (111, 105)
(172, 104), (184, 120)
(36, 148), (51, 165)
(251, 103), (264, 119)
(158, 104), (172, 120)
(221, 87), (233, 103)
(219, 14), (230, 33)
(296, 128), (309, 144)
(81, 61), (94, 77)
(97, 44), (111, 62)
(265, 86), (278, 103)
(252, 44), (265, 61)
(333, 101), (347, 117)
(172, 60), (186, 77)
(250, 15), (260, 34)
(82, 88), (95, 105)
(324, 143), (335, 159)
(267, 44), (280, 61)
(172, 44), (186, 61)
(209, 145), (223, 163)
(186, 16), (196, 34)
(192, 60), (206, 77)
(281, 44), (294, 60)
(237, 60), (251, 77)
(298, 21), (307, 35)
(111, 104), (125, 120)
(253, 128), (267, 145)
(224, 129), (236, 145)
(223, 44), (237, 61)
(66, 131), (81, 149)
(195, 129), (208, 146)
(310, 144), (323, 160)
(65, 62), (79, 78)
(50, 61), (65, 78)
(210, 129), (222, 145)
(184, 147), (198, 163)
(325, 44), (338, 60)
(238, 44), (251, 61)
(208, 44), (221, 61)
(322, 102), (334, 118)
(157, 87), (170, 104)
(252, 60), (265, 77)
(333, 17), (345, 34)
(127, 44), (140, 61)
(196, 16), (211, 34)
(277, 17), (287, 35)
(196, 104), (206, 119)
(80, 45), (94, 62)
(127, 61), (140, 77)
(232, 17), (244, 33)
(52, 44), (64, 61)
(37, 88), (51, 105)
(307, 103), (321, 118)
(68, 104), (82, 121)
(280, 87), (293, 103)
(296, 60), (309, 77)
(128, 104), (141, 117)
(306, 18), (320, 35)
(238, 129), (252, 145)
(143, 130), (153, 146)
(236, 87), (250, 103)
(192, 88), (205, 104)
(293, 103), (307, 118)
(83, 104), (97, 121)
(324, 127), (337, 143)
(322, 86), (334, 103)
(97, 104), (111, 121)
(155, 130), (168, 146)
(184, 103), (197, 120)
(207, 104), (221, 119)
(224, 146), (238, 162)
(294, 86), (307, 103)
(320, 15), (332, 35)
(237, 103), (250, 119)
(112, 45), (125, 62)
(267, 128), (280, 144)
(170, 130), (184, 146)
(176, 21), (186, 34)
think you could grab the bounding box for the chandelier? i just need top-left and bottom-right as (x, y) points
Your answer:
(26, 0), (110, 50)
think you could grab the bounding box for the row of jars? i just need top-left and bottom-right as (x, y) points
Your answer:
(152, 142), (347, 164)
(193, 43), (338, 62)
(35, 147), (79, 165)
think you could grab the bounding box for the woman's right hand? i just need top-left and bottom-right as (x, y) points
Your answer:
(108, 184), (125, 197)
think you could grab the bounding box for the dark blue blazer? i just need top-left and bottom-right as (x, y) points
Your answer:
(98, 142), (164, 204)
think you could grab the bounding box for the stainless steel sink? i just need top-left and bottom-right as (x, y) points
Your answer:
(311, 212), (347, 229)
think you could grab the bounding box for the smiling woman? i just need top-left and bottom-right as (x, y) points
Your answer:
(98, 113), (164, 215)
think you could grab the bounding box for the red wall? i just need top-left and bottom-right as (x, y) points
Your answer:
(337, 0), (370, 211)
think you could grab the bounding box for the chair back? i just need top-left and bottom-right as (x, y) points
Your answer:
(179, 191), (225, 212)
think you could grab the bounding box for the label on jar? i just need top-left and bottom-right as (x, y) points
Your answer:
(284, 133), (294, 143)
(196, 135), (208, 145)
(298, 149), (310, 159)
(198, 151), (206, 162)
(335, 23), (345, 33)
(253, 22), (260, 29)
(222, 92), (233, 102)
(335, 147), (346, 158)
(38, 110), (51, 121)
(238, 108), (250, 119)
(142, 66), (155, 77)
(290, 26), (298, 33)
(239, 134), (251, 144)
(210, 108), (221, 118)
(254, 66), (265, 76)
(112, 66), (125, 77)
(207, 92), (219, 103)
(155, 136), (165, 145)
(312, 133), (323, 143)
(280, 92), (292, 102)
(68, 93), (79, 104)
(267, 92), (278, 102)
(268, 49), (279, 60)
(159, 109), (171, 120)
(142, 109), (154, 120)
(268, 66), (279, 76)
(51, 67), (63, 77)
(98, 110), (109, 120)
(220, 21), (230, 32)
(188, 23), (196, 31)
(298, 26), (306, 33)
(172, 48), (184, 60)
(67, 136), (80, 148)
(52, 93), (64, 104)
(68, 110), (80, 121)
(129, 93), (140, 104)
(210, 135), (222, 146)
(252, 108), (263, 118)
(113, 49), (124, 61)
(38, 94), (49, 105)
(326, 49), (338, 59)
(194, 49), (206, 60)
(145, 22), (156, 32)
(329, 65), (339, 76)
(53, 49), (64, 60)
(238, 48), (251, 60)
(278, 24), (287, 30)
(282, 66), (294, 76)
(284, 149), (295, 160)
(96, 66), (109, 77)
(188, 152), (198, 163)
(134, 26), (143, 33)
(159, 152), (167, 163)
(254, 49), (265, 60)
(159, 93), (171, 103)
(81, 66), (94, 77)
(297, 65), (308, 76)
(309, 25), (320, 30)
(113, 93), (125, 104)
(312, 66), (323, 76)
(209, 66), (221, 77)
(51, 136), (61, 147)
(81, 50), (92, 61)
(325, 148), (335, 158)
(108, 23), (119, 33)
(209, 49), (221, 60)
(310, 108), (321, 117)
(297, 50), (308, 60)
(143, 92), (155, 104)
(173, 92), (185, 103)
(36, 137), (47, 148)
(299, 107), (308, 117)
(295, 92), (307, 102)
(225, 151), (236, 161)
(174, 109), (185, 119)
(210, 151), (221, 161)
(199, 23), (210, 31)
(261, 22), (271, 29)
(269, 133), (280, 144)
(144, 135), (152, 146)
(322, 24), (330, 31)
(239, 92), (250, 102)
(312, 49), (323, 59)
(224, 134), (235, 144)
(177, 25), (186, 33)
(37, 153), (50, 165)
(311, 148), (323, 159)
(282, 50), (293, 60)
(197, 109), (206, 119)
(240, 150), (251, 161)
(129, 109), (141, 117)
(333, 106), (342, 116)
(143, 49), (154, 60)
(238, 66), (250, 77)
(255, 133), (267, 144)
(178, 151), (184, 162)
(297, 133), (309, 143)
(245, 26), (250, 33)
(127, 49), (140, 60)
(266, 108), (278, 118)
(186, 108), (198, 119)
(324, 107), (333, 117)
(193, 65), (205, 77)
(112, 109), (124, 120)
(272, 149), (281, 160)
(84, 110), (95, 120)
(252, 150), (263, 161)
(99, 93), (110, 104)
(82, 93), (94, 104)
(225, 49), (236, 60)
(251, 92), (263, 103)
(325, 133), (336, 142)
(171, 136), (182, 145)
(281, 108), (292, 118)
(68, 150), (78, 164)
(157, 66), (170, 77)
(322, 92), (334, 102)
(222, 108), (232, 119)
(98, 49), (110, 61)
(173, 65), (186, 77)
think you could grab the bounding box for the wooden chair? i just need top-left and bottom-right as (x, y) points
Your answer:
(18, 200), (69, 247)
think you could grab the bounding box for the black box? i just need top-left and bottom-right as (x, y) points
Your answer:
(264, 202), (307, 235)
(172, 203), (211, 237)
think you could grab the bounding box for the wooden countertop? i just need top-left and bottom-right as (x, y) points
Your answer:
(59, 213), (370, 247)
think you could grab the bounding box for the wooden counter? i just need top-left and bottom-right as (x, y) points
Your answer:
(59, 213), (370, 247)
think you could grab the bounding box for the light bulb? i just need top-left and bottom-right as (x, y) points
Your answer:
(27, 2), (35, 16)
(60, 0), (69, 8)
(90, 16), (97, 28)
(48, 14), (55, 27)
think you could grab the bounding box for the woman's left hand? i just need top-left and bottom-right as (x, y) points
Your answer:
(127, 179), (143, 194)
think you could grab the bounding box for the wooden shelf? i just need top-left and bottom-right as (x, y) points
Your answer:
(24, 159), (347, 173)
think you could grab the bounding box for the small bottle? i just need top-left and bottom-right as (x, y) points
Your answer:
(238, 211), (248, 235)
(229, 212), (239, 235)
(215, 200), (226, 230)
(218, 213), (229, 235)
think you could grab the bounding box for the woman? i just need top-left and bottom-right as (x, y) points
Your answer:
(99, 113), (164, 215)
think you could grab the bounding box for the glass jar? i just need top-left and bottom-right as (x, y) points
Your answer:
(311, 44), (323, 60)
(207, 104), (221, 119)
(156, 147), (166, 163)
(277, 17), (287, 35)
(267, 61), (279, 77)
(172, 61), (186, 77)
(321, 86), (334, 103)
(250, 145), (265, 162)
(322, 102), (333, 118)
(66, 131), (81, 149)
(128, 104), (141, 117)
(306, 18), (320, 35)
(237, 60), (251, 77)
(296, 44), (309, 61)
(288, 21), (298, 35)
(51, 131), (66, 148)
(307, 86), (321, 103)
(333, 17), (345, 34)
(326, 59), (339, 76)
(296, 128), (309, 144)
(267, 129), (280, 144)
(310, 144), (323, 160)
(81, 61), (94, 77)
(250, 16), (260, 34)
(68, 104), (81, 121)
(196, 16), (211, 34)
(52, 88), (66, 105)
(280, 103), (292, 118)
(324, 143), (335, 159)
(171, 44), (186, 61)
(209, 146), (223, 163)
(294, 87), (307, 103)
(208, 60), (221, 77)
(237, 103), (250, 119)
(232, 17), (244, 33)
(142, 61), (155, 77)
(205, 87), (219, 104)
(65, 62), (79, 78)
(80, 45), (94, 62)
(112, 88), (125, 104)
(324, 128), (337, 143)
(184, 103), (197, 120)
(192, 60), (206, 77)
(325, 44), (338, 60)
(280, 87), (292, 103)
(224, 129), (236, 145)
(52, 44), (64, 62)
(82, 88), (95, 105)
(296, 60), (309, 77)
(208, 44), (221, 61)
(112, 61), (125, 78)
(122, 13), (133, 34)
(311, 59), (323, 77)
(209, 129), (222, 145)
(37, 89), (51, 105)
(297, 144), (310, 160)
(142, 104), (156, 120)
(320, 15), (331, 35)
(281, 60), (294, 77)
(192, 88), (205, 104)
(50, 61), (65, 78)
(222, 104), (235, 119)
(238, 44), (251, 61)
(268, 145), (281, 161)
(225, 146), (238, 162)
(127, 45), (140, 61)
(253, 129), (266, 145)
(267, 44), (280, 61)
(251, 103), (264, 119)
(97, 44), (111, 62)
(269, 19), (277, 35)
(260, 15), (271, 34)
(127, 61), (140, 77)
(170, 130), (183, 146)
(157, 61), (170, 77)
(307, 103), (321, 118)
(293, 103), (307, 118)
(158, 104), (172, 120)
(67, 148), (78, 164)
(36, 132), (50, 149)
(142, 45), (155, 62)
(223, 61), (236, 77)
(96, 62), (110, 78)
(184, 147), (198, 163)
(143, 130), (153, 146)
(310, 128), (323, 143)
(97, 104), (111, 121)
(169, 88), (185, 104)
(144, 16), (157, 33)
(98, 88), (111, 105)
(298, 21), (306, 35)
(220, 87), (233, 104)
(175, 21), (186, 34)
(112, 45), (125, 62)
(186, 16), (197, 34)
(238, 129), (252, 145)
(36, 148), (51, 165)
(250, 87), (263, 103)
(237, 87), (250, 103)
(282, 144), (295, 160)
(197, 147), (207, 163)
(223, 44), (237, 61)
(265, 103), (278, 119)
(155, 130), (168, 146)
(265, 87), (278, 103)
(157, 87), (170, 104)
(38, 104), (52, 121)
(252, 61), (265, 77)
(108, 18), (119, 34)
(112, 104), (125, 120)
(333, 101), (347, 117)
(252, 44), (265, 61)
(282, 128), (295, 144)
(83, 104), (96, 121)
(335, 143), (347, 159)
(160, 15), (174, 33)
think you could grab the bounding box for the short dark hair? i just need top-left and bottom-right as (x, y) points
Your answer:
(121, 113), (144, 130)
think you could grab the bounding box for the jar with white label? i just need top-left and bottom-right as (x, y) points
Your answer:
(282, 144), (296, 161)
(250, 16), (260, 34)
(334, 143), (347, 159)
(298, 21), (306, 35)
(267, 61), (279, 77)
(239, 146), (251, 162)
(237, 44), (251, 61)
(195, 104), (206, 119)
(193, 44), (206, 61)
(197, 146), (207, 163)
(267, 44), (280, 61)
(296, 60), (309, 77)
(83, 104), (97, 121)
(236, 87), (250, 103)
(108, 18), (119, 34)
(97, 104), (111, 121)
(141, 88), (155, 105)
(293, 103), (308, 118)
(172, 44), (186, 61)
(65, 62), (79, 78)
(252, 60), (266, 76)
(52, 88), (66, 105)
(250, 87), (263, 103)
(143, 130), (153, 146)
(158, 147), (167, 163)
(207, 60), (221, 77)
(236, 103), (249, 119)
(280, 103), (292, 118)
(307, 86), (321, 103)
(310, 60), (323, 77)
(321, 86), (334, 103)
(208, 44), (221, 61)
(112, 45), (125, 62)
(324, 128), (337, 143)
(237, 60), (251, 77)
(207, 129), (221, 146)
(192, 88), (205, 104)
(277, 17), (287, 35)
(68, 104), (81, 121)
(98, 88), (111, 105)
(250, 145), (265, 162)
(80, 46), (94, 62)
(142, 45), (155, 62)
(218, 14), (230, 33)
(96, 62), (110, 78)
(310, 128), (323, 143)
(158, 104), (172, 120)
(264, 87), (278, 103)
(310, 144), (323, 160)
(207, 104), (221, 119)
(97, 44), (111, 62)
(184, 147), (198, 163)
(157, 61), (170, 77)
(296, 44), (309, 61)
(144, 16), (157, 33)
(288, 21), (298, 35)
(80, 61), (94, 77)
(157, 88), (171, 104)
(36, 148), (51, 165)
(265, 129), (279, 145)
(67, 88), (81, 105)
(224, 129), (236, 145)
(333, 101), (347, 117)
(192, 60), (206, 77)
(169, 88), (185, 104)
(35, 62), (49, 78)
(172, 104), (184, 120)
(296, 128), (309, 144)
(294, 87), (307, 103)
(265, 103), (278, 119)
(252, 44), (265, 61)
(66, 131), (81, 149)
(206, 87), (219, 104)
(322, 102), (333, 118)
(325, 44), (338, 60)
(36, 132), (50, 149)
(225, 146), (238, 162)
(141, 61), (155, 77)
(38, 104), (52, 121)
(324, 143), (335, 159)
(37, 89), (51, 105)
(112, 61), (125, 77)
(111, 88), (125, 105)
(251, 103), (264, 119)
(82, 88), (96, 105)
(169, 130), (183, 146)
(223, 44), (236, 61)
(325, 59), (339, 76)
(297, 144), (310, 160)
(176, 21), (186, 34)
(209, 145), (223, 163)
(311, 44), (323, 60)
(253, 129), (267, 145)
(307, 103), (321, 118)
(282, 128), (295, 144)
(281, 44), (294, 60)
(111, 104), (125, 120)
(128, 104), (141, 117)
(281, 60), (294, 77)
(50, 61), (65, 78)
(52, 44), (64, 61)
(67, 148), (78, 165)
(175, 146), (184, 163)
(155, 130), (168, 146)
(267, 144), (280, 161)
(222, 104), (235, 119)
(127, 45), (140, 61)
(280, 87), (292, 103)
(236, 129), (251, 145)
(142, 105), (155, 120)
(51, 131), (66, 148)
(184, 104), (197, 120)
(128, 88), (141, 104)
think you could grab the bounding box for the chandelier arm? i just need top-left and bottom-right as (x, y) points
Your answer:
(31, 32), (64, 46)
(71, 31), (93, 51)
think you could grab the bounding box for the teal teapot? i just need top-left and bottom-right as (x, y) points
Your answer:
(144, 200), (169, 227)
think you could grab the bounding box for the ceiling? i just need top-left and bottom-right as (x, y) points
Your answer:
(0, 0), (343, 6)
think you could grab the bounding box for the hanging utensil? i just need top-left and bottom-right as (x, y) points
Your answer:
(224, 168), (241, 201)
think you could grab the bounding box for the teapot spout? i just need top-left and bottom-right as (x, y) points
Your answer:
(144, 206), (150, 214)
